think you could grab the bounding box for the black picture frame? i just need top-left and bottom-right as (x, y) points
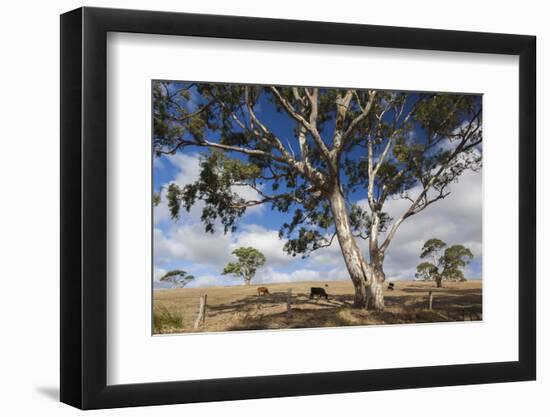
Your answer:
(60, 6), (536, 410)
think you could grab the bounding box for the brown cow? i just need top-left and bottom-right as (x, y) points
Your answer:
(257, 286), (270, 296)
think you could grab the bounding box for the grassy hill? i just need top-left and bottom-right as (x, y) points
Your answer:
(153, 279), (482, 334)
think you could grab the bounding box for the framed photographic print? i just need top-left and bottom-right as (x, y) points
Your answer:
(60, 6), (536, 409)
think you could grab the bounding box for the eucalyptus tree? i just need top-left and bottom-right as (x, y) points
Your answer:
(159, 269), (195, 288)
(421, 238), (447, 269)
(222, 247), (266, 286)
(440, 244), (474, 282)
(416, 239), (474, 287)
(415, 262), (440, 284)
(154, 81), (481, 309)
(418, 238), (447, 287)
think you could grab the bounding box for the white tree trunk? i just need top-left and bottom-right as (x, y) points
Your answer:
(329, 188), (371, 308)
(366, 265), (385, 310)
(366, 211), (386, 310)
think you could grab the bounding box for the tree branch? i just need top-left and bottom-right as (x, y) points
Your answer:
(157, 138), (284, 161)
(244, 89), (326, 186)
(340, 90), (377, 148)
(314, 232), (338, 250)
(269, 86), (330, 159)
(379, 134), (474, 254)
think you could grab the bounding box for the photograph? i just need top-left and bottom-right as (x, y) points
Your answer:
(152, 81), (483, 334)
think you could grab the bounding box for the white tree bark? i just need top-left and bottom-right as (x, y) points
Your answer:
(328, 187), (371, 308)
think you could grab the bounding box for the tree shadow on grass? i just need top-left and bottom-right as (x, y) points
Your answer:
(226, 306), (359, 331)
(225, 304), (463, 331)
(207, 291), (352, 316)
(207, 287), (482, 331)
(391, 288), (482, 312)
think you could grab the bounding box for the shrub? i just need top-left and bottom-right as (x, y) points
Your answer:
(153, 307), (182, 333)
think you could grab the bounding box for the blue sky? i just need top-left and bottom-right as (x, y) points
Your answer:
(153, 85), (482, 289)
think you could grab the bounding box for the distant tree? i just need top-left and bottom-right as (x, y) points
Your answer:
(418, 238), (447, 287)
(415, 261), (439, 283)
(222, 247), (266, 285)
(440, 245), (474, 283)
(420, 238), (447, 267)
(416, 239), (473, 287)
(159, 269), (195, 288)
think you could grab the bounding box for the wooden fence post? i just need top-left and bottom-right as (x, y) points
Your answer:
(194, 294), (207, 329)
(286, 289), (292, 318)
(428, 291), (433, 311)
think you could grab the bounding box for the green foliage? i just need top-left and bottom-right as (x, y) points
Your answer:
(417, 239), (473, 283)
(283, 227), (328, 257)
(159, 270), (195, 288)
(222, 247), (266, 284)
(165, 151), (263, 233)
(153, 306), (182, 333)
(440, 245), (474, 281)
(153, 81), (482, 260)
(349, 205), (392, 240)
(420, 238), (447, 260)
(415, 262), (439, 281)
(152, 192), (161, 207)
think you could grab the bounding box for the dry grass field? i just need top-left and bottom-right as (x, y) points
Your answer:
(153, 280), (482, 334)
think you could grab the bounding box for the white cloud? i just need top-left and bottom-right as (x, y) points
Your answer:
(230, 184), (265, 215)
(154, 225), (233, 268)
(181, 265), (349, 288)
(153, 153), (202, 226)
(191, 274), (232, 287)
(230, 224), (292, 266)
(153, 266), (167, 281)
(170, 152), (202, 186)
(374, 169), (483, 279)
(258, 266), (348, 284)
(155, 153), (265, 221)
(153, 188), (171, 226)
(154, 153), (297, 276)
(154, 152), (482, 285)
(154, 222), (297, 273)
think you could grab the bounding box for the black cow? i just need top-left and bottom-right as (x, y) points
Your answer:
(387, 282), (395, 291)
(310, 287), (329, 300)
